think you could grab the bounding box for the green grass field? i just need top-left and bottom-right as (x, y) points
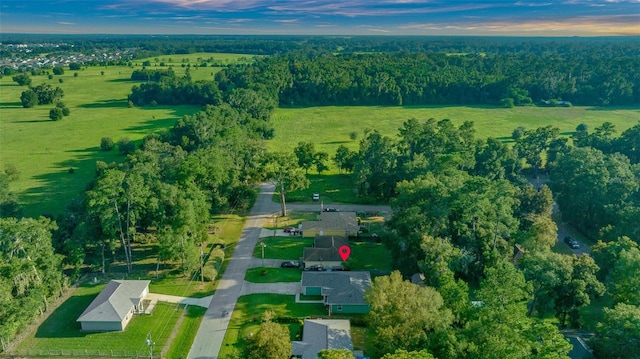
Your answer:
(245, 267), (302, 283)
(270, 105), (640, 166)
(0, 53), (252, 217)
(253, 236), (313, 260)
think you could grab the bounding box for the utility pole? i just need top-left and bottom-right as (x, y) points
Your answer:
(146, 333), (155, 359)
(273, 212), (277, 238)
(200, 245), (204, 283)
(260, 242), (266, 267)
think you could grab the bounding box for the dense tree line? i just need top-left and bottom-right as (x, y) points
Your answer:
(0, 217), (65, 352)
(215, 50), (639, 106)
(348, 119), (638, 358)
(3, 34), (638, 60)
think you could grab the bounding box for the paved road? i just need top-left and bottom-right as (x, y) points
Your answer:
(187, 183), (280, 359)
(553, 203), (591, 255)
(288, 203), (392, 216)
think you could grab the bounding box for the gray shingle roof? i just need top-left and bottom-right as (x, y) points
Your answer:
(301, 271), (371, 305)
(77, 280), (150, 323)
(304, 236), (350, 262)
(301, 212), (359, 233)
(292, 319), (353, 359)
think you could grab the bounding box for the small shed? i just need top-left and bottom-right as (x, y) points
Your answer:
(77, 280), (150, 332)
(301, 271), (371, 314)
(301, 212), (359, 238)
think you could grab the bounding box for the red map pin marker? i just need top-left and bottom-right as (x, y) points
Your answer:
(338, 245), (351, 262)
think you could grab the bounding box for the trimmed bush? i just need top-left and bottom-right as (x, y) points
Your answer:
(100, 137), (115, 151)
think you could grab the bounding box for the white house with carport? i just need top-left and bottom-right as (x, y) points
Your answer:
(77, 280), (150, 332)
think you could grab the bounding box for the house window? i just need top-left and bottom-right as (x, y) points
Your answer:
(337, 305), (343, 312)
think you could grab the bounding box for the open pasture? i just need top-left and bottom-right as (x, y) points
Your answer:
(270, 105), (640, 156)
(0, 53), (251, 217)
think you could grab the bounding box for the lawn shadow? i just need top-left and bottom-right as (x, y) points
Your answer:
(0, 101), (24, 108)
(11, 119), (50, 123)
(107, 78), (137, 83)
(584, 105), (640, 111)
(35, 293), (97, 338)
(124, 116), (179, 134)
(322, 140), (351, 145)
(78, 99), (128, 109)
(19, 146), (123, 217)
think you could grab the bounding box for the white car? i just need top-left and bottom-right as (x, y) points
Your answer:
(312, 193), (320, 201)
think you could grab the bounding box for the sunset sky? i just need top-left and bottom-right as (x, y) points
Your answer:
(1, 0), (639, 36)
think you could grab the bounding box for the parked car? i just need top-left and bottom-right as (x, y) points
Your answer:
(564, 236), (580, 249)
(323, 207), (338, 212)
(312, 193), (320, 201)
(304, 264), (324, 271)
(283, 226), (296, 233)
(281, 261), (300, 268)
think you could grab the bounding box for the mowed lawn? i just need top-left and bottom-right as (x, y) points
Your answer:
(270, 105), (640, 158)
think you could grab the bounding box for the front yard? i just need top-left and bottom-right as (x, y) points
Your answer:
(218, 294), (326, 359)
(16, 283), (182, 354)
(245, 267), (302, 283)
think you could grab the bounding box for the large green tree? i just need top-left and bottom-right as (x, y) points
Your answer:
(381, 349), (435, 359)
(514, 125), (560, 176)
(611, 247), (640, 306)
(245, 321), (291, 359)
(552, 147), (639, 235)
(261, 151), (309, 216)
(365, 271), (453, 357)
(318, 349), (355, 359)
(590, 303), (640, 359)
(294, 141), (316, 174)
(463, 260), (571, 359)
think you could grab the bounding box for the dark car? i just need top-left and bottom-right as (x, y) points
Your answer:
(281, 261), (300, 268)
(564, 236), (580, 249)
(283, 227), (295, 233)
(304, 264), (324, 271)
(323, 207), (338, 212)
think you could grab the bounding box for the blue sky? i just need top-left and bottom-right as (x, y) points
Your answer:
(1, 0), (638, 36)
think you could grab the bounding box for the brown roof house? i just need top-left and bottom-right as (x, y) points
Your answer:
(301, 212), (359, 238)
(77, 280), (150, 332)
(292, 319), (354, 359)
(301, 271), (371, 314)
(303, 236), (349, 270)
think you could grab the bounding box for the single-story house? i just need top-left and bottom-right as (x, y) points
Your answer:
(301, 271), (371, 314)
(303, 236), (349, 270)
(77, 280), (150, 331)
(301, 212), (359, 238)
(292, 319), (354, 359)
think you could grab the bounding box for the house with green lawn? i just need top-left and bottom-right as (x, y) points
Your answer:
(301, 271), (371, 314)
(77, 280), (150, 332)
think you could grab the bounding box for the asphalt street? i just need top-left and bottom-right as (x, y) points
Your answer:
(187, 183), (279, 359)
